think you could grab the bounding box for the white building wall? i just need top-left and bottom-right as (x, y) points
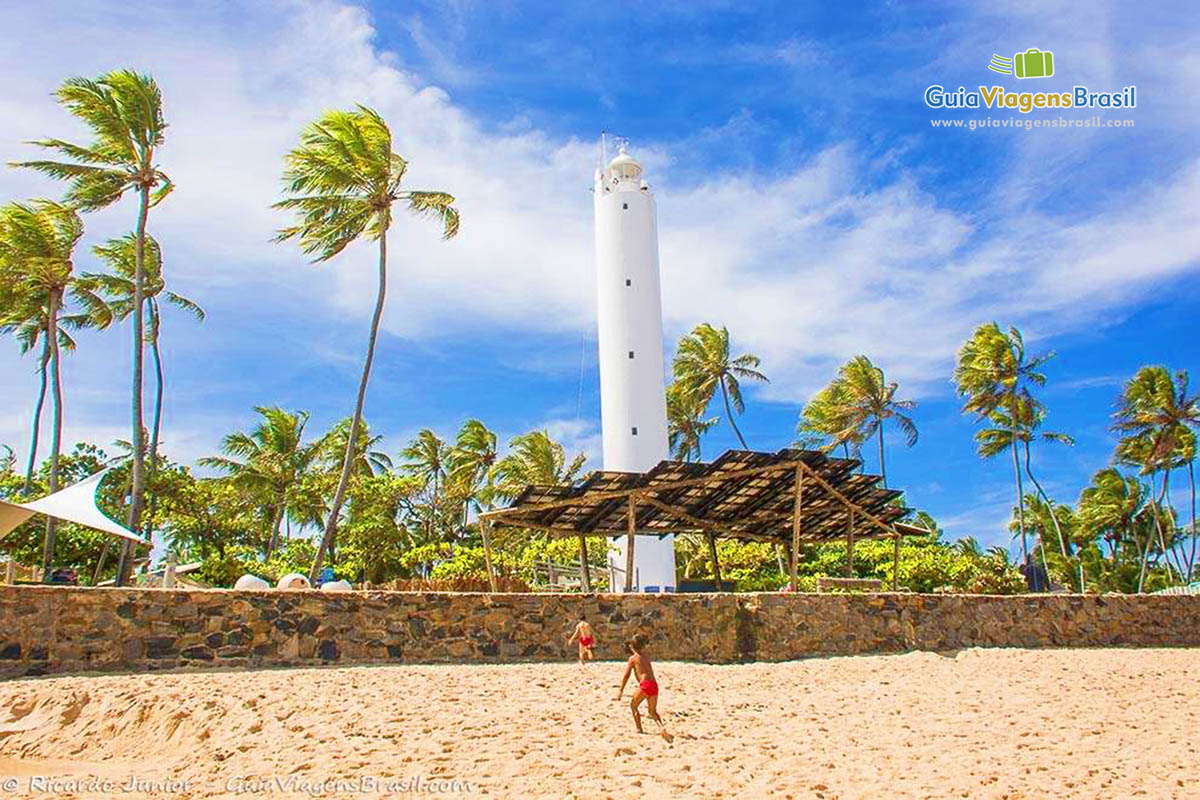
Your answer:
(593, 146), (676, 592)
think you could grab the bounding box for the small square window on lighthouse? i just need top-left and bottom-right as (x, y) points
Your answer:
(625, 279), (632, 286)
(631, 427), (638, 436)
(622, 203), (628, 210)
(628, 351), (634, 359)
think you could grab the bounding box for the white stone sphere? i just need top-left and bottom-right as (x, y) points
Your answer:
(234, 574), (271, 590)
(319, 579), (353, 592)
(276, 572), (311, 590)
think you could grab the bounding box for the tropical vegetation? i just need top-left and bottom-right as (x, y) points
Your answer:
(2, 69), (1197, 595)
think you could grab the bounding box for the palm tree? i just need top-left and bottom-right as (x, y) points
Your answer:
(954, 323), (1051, 562)
(0, 200), (103, 570)
(1078, 468), (1146, 561)
(83, 233), (204, 540)
(954, 537), (984, 558)
(797, 385), (865, 460)
(1077, 466), (1170, 591)
(672, 323), (767, 449)
(315, 418), (392, 478)
(799, 356), (916, 486)
(199, 407), (316, 558)
(292, 416), (394, 564)
(13, 70), (172, 583)
(1114, 430), (1193, 587)
(402, 429), (451, 545)
(272, 106), (459, 581)
(974, 394), (1080, 589)
(1180, 433), (1198, 580)
(1112, 366), (1199, 584)
(0, 289), (89, 494)
(494, 430), (587, 500)
(449, 419), (500, 515)
(666, 382), (719, 462)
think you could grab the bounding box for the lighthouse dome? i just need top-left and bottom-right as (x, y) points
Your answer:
(608, 144), (643, 181)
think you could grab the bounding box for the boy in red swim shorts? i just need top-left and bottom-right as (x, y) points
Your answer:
(567, 616), (596, 662)
(615, 634), (672, 741)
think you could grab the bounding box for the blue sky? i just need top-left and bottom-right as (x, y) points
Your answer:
(0, 0), (1197, 550)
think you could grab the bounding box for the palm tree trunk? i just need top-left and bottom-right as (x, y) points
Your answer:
(721, 381), (749, 449)
(432, 470), (440, 543)
(1010, 439), (1028, 564)
(1153, 468), (1176, 583)
(265, 503), (285, 559)
(1188, 460), (1197, 580)
(41, 289), (64, 573)
(146, 301), (165, 545)
(310, 231), (388, 581)
(876, 425), (887, 488)
(119, 185), (152, 586)
(707, 532), (722, 587)
(1022, 439), (1084, 592)
(92, 540), (110, 585)
(1136, 475), (1155, 593)
(23, 339), (50, 496)
(1161, 474), (1189, 580)
(1138, 472), (1173, 592)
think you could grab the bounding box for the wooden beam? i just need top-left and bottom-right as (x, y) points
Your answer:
(486, 519), (693, 538)
(892, 533), (900, 591)
(480, 518), (497, 593)
(790, 464), (803, 591)
(797, 459), (899, 539)
(625, 495), (637, 593)
(845, 508), (855, 578)
(637, 494), (746, 539)
(577, 533), (591, 593)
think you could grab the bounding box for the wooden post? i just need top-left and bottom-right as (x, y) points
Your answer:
(164, 551), (177, 589)
(4, 559), (15, 585)
(845, 509), (855, 579)
(707, 532), (722, 589)
(625, 495), (637, 593)
(480, 518), (498, 592)
(577, 534), (591, 593)
(790, 465), (803, 591)
(892, 533), (900, 591)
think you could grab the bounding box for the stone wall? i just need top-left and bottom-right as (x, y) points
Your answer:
(1, 585), (1197, 677)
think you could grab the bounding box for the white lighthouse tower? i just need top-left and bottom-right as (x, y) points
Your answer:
(594, 140), (677, 592)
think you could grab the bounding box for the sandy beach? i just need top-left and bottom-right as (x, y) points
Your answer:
(0, 647), (1197, 799)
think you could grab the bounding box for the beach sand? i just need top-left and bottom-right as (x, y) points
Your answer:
(0, 647), (1197, 799)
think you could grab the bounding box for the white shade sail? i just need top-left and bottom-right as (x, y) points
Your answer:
(0, 467), (146, 544)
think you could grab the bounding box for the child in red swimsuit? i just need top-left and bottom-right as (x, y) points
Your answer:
(567, 616), (596, 663)
(615, 635), (672, 741)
